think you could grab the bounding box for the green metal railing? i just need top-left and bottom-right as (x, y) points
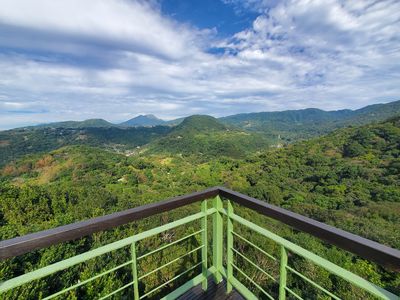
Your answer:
(222, 200), (398, 300)
(0, 191), (399, 299)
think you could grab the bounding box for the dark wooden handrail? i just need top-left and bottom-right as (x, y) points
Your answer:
(1, 186), (399, 271)
(0, 187), (219, 260)
(218, 187), (400, 271)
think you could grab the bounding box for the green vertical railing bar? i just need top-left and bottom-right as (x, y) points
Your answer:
(131, 241), (139, 300)
(201, 200), (208, 291)
(212, 195), (223, 283)
(226, 200), (234, 294)
(279, 245), (288, 300)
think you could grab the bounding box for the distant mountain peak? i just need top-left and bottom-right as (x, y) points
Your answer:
(142, 114), (158, 119)
(119, 114), (165, 127)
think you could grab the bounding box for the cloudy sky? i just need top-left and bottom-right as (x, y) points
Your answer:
(0, 0), (399, 129)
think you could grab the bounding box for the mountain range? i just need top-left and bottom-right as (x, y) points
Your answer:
(21, 100), (400, 132)
(221, 100), (400, 141)
(1, 100), (400, 166)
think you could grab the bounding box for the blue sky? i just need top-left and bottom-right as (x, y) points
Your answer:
(0, 0), (399, 129)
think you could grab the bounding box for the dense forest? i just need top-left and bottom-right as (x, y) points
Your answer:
(0, 126), (172, 166)
(148, 115), (272, 159)
(0, 114), (399, 299)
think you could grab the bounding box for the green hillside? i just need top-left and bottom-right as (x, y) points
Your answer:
(0, 126), (172, 166)
(0, 115), (271, 166)
(220, 100), (400, 141)
(1, 116), (399, 298)
(147, 115), (272, 158)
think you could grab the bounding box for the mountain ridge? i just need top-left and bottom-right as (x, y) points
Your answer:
(220, 100), (400, 141)
(32, 118), (115, 129)
(9, 99), (400, 133)
(1, 100), (400, 165)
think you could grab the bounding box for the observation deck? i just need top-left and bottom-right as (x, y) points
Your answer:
(0, 187), (399, 299)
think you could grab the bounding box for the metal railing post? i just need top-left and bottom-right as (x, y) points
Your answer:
(212, 195), (223, 283)
(279, 245), (288, 300)
(201, 199), (208, 291)
(131, 241), (140, 300)
(226, 200), (234, 294)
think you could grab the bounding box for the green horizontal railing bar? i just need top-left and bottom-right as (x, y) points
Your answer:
(0, 208), (215, 294)
(43, 260), (133, 300)
(231, 247), (276, 282)
(231, 262), (274, 300)
(139, 261), (203, 299)
(230, 276), (258, 300)
(232, 230), (277, 261)
(0, 208), (215, 295)
(287, 265), (341, 300)
(98, 281), (134, 300)
(0, 235), (135, 293)
(137, 229), (203, 260)
(161, 273), (205, 300)
(133, 208), (215, 242)
(230, 212), (399, 300)
(285, 287), (305, 300)
(161, 267), (220, 300)
(139, 245), (204, 280)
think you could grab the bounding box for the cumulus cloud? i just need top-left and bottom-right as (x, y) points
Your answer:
(0, 0), (399, 129)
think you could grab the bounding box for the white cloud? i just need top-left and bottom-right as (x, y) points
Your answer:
(0, 0), (399, 129)
(0, 0), (203, 60)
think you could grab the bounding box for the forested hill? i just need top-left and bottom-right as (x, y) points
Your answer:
(147, 115), (271, 158)
(220, 99), (400, 141)
(0, 126), (172, 166)
(32, 118), (115, 129)
(243, 115), (400, 245)
(1, 116), (399, 298)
